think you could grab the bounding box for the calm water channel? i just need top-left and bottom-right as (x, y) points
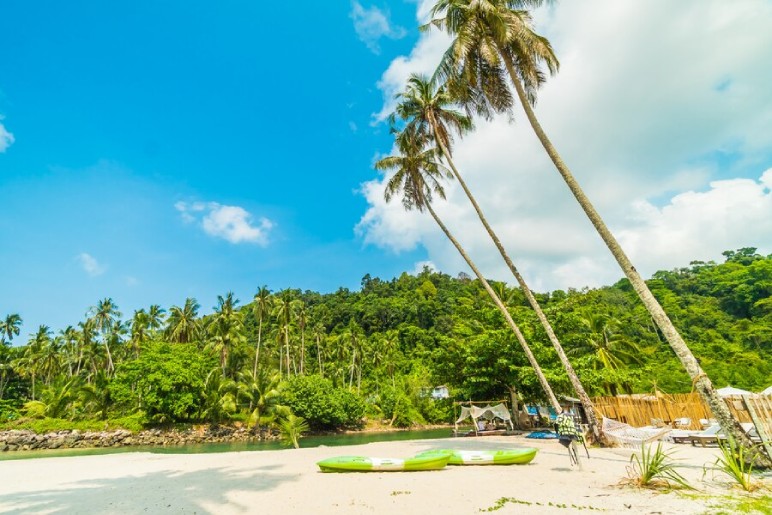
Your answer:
(0, 427), (454, 461)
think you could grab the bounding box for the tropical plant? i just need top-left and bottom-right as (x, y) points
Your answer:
(0, 314), (22, 345)
(709, 437), (760, 492)
(278, 413), (309, 449)
(624, 442), (692, 490)
(206, 292), (245, 376)
(426, 0), (761, 461)
(236, 368), (283, 429)
(375, 123), (561, 411)
(252, 286), (272, 375)
(89, 298), (121, 373)
(166, 298), (200, 344)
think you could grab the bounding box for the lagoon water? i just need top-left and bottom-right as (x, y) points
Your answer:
(0, 427), (453, 461)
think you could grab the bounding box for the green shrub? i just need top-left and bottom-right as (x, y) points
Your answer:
(378, 385), (424, 427)
(111, 342), (216, 423)
(280, 375), (365, 430)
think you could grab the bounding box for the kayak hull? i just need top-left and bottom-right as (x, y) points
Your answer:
(415, 448), (538, 465)
(317, 454), (450, 472)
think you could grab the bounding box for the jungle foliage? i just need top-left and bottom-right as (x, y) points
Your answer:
(0, 249), (769, 432)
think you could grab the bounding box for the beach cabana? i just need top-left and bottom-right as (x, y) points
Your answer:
(455, 403), (514, 435)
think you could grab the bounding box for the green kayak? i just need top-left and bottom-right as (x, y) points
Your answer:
(317, 454), (450, 472)
(415, 448), (538, 465)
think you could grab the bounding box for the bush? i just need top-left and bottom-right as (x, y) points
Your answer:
(378, 385), (424, 427)
(111, 342), (216, 423)
(280, 375), (365, 430)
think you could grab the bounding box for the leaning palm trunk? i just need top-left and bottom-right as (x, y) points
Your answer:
(425, 201), (561, 412)
(500, 52), (766, 463)
(428, 113), (603, 443)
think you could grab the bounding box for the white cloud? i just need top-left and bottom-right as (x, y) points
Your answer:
(77, 253), (106, 277)
(412, 260), (437, 275)
(359, 0), (772, 291)
(350, 1), (407, 54)
(176, 201), (273, 245)
(0, 118), (14, 153)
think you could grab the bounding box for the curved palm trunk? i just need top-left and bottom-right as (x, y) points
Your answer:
(501, 52), (765, 462)
(429, 114), (603, 443)
(424, 201), (561, 412)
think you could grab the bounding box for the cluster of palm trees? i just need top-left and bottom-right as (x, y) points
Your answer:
(0, 286), (407, 423)
(374, 0), (761, 459)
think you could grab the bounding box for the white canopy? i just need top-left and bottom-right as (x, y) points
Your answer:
(760, 386), (772, 396)
(716, 385), (754, 398)
(455, 403), (513, 431)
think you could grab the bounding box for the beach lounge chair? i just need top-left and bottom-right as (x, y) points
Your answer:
(688, 424), (723, 447)
(674, 417), (691, 430)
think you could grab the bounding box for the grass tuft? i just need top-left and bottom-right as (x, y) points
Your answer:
(623, 442), (693, 490)
(707, 437), (761, 492)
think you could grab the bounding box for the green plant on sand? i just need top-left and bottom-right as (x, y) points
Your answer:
(707, 436), (762, 492)
(624, 442), (692, 490)
(278, 413), (309, 449)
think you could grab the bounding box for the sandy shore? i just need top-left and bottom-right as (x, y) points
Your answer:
(0, 435), (767, 514)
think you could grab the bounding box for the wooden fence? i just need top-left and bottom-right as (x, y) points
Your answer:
(591, 392), (771, 431)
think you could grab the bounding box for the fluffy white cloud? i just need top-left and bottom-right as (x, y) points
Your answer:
(0, 118), (14, 153)
(77, 253), (106, 277)
(176, 201), (274, 245)
(350, 1), (407, 54)
(359, 0), (772, 290)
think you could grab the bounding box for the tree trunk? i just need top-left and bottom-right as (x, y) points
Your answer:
(501, 51), (766, 464)
(253, 315), (263, 377)
(429, 112), (603, 444)
(424, 202), (561, 412)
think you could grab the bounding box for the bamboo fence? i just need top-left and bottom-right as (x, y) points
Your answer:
(590, 392), (770, 430)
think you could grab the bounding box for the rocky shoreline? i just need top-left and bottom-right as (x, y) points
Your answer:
(0, 426), (279, 452)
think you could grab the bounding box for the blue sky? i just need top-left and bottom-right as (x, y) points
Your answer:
(0, 1), (425, 335)
(2, 0), (771, 339)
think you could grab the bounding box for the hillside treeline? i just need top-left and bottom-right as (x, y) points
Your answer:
(0, 248), (768, 432)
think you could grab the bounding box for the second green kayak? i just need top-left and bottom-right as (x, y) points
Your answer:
(415, 448), (538, 465)
(317, 454), (450, 472)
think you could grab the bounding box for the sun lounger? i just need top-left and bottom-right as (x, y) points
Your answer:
(688, 424), (724, 447)
(669, 429), (698, 444)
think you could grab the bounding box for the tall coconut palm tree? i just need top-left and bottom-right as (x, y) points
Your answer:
(146, 305), (166, 336)
(0, 314), (22, 345)
(166, 298), (200, 344)
(393, 73), (602, 442)
(427, 0), (760, 459)
(59, 326), (81, 378)
(272, 290), (300, 377)
(376, 125), (561, 411)
(89, 298), (121, 373)
(15, 325), (52, 400)
(311, 323), (327, 377)
(130, 309), (151, 358)
(207, 292), (245, 376)
(252, 286), (273, 376)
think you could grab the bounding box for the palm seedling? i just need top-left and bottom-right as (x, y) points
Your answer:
(708, 437), (760, 492)
(625, 442), (692, 490)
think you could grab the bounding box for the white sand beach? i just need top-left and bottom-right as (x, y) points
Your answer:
(0, 436), (767, 514)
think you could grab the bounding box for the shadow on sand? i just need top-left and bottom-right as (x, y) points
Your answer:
(0, 462), (297, 514)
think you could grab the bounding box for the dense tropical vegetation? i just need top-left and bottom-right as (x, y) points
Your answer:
(1, 249), (769, 434)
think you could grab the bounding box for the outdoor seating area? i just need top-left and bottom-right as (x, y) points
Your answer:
(592, 389), (772, 451)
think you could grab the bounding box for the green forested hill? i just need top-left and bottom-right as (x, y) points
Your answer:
(0, 248), (769, 430)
